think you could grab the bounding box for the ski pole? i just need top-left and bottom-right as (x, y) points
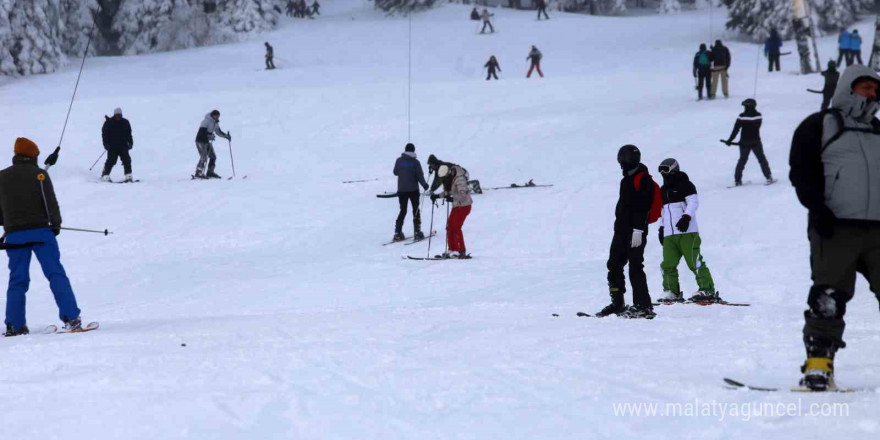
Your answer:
(88, 150), (106, 171)
(59, 226), (112, 236)
(227, 136), (236, 178)
(426, 198), (436, 259)
(445, 201), (450, 255)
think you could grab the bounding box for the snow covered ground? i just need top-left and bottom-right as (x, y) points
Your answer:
(0, 2), (878, 439)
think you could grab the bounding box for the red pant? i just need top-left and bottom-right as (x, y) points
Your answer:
(527, 62), (543, 78)
(446, 205), (472, 252)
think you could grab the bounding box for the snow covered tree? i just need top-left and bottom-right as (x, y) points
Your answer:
(811, 0), (871, 32)
(726, 0), (794, 42)
(374, 0), (438, 14)
(0, 0), (67, 75)
(559, 0), (626, 15)
(59, 0), (99, 55)
(658, 0), (682, 13)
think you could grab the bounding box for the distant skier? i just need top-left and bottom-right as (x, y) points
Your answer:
(837, 29), (851, 67)
(480, 9), (494, 34)
(484, 55), (501, 80)
(264, 42), (275, 70)
(312, 0), (320, 15)
(101, 107), (134, 183)
(710, 39), (730, 98)
(427, 155), (472, 259)
(819, 60), (839, 111)
(656, 158), (718, 304)
(765, 28), (782, 72)
(0, 137), (85, 336)
(194, 110), (231, 179)
(723, 99), (774, 186)
(596, 145), (656, 319)
(693, 43), (712, 100)
(286, 0), (294, 17)
(470, 7), (480, 21)
(789, 64), (880, 391)
(536, 0), (550, 20)
(527, 46), (543, 78)
(392, 143), (429, 242)
(850, 29), (863, 65)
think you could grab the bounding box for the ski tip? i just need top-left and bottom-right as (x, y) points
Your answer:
(723, 378), (745, 387)
(576, 312), (592, 317)
(551, 313), (560, 317)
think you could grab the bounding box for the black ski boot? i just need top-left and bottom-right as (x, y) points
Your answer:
(64, 317), (82, 332)
(4, 324), (29, 337)
(413, 230), (425, 241)
(206, 172), (222, 179)
(621, 304), (657, 319)
(596, 291), (626, 317)
(392, 231), (406, 242)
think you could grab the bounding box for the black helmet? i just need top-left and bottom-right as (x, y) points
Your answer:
(741, 98), (757, 107)
(617, 145), (641, 169)
(827, 60), (837, 69)
(658, 158), (679, 175)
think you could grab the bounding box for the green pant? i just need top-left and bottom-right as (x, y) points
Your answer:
(661, 233), (715, 293)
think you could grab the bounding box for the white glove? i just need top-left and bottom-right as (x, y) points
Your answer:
(631, 229), (643, 248)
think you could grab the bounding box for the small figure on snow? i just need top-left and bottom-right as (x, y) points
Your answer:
(480, 9), (494, 34)
(0, 138), (85, 336)
(101, 107), (134, 183)
(837, 29), (851, 67)
(526, 45), (543, 78)
(312, 0), (320, 16)
(710, 40), (730, 99)
(789, 65), (880, 391)
(427, 155), (472, 259)
(484, 55), (501, 80)
(470, 7), (480, 21)
(849, 29), (863, 65)
(194, 110), (231, 179)
(392, 143), (429, 242)
(723, 99), (774, 186)
(764, 28), (782, 72)
(596, 145), (656, 319)
(819, 60), (839, 111)
(536, 0), (550, 20)
(656, 158), (717, 304)
(693, 43), (712, 100)
(264, 42), (276, 70)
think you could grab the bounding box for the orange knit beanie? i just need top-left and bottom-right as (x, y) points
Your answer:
(14, 137), (40, 158)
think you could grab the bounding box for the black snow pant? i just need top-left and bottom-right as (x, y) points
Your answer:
(266, 57), (275, 69)
(486, 69), (498, 80)
(481, 21), (494, 33)
(537, 7), (549, 20)
(734, 142), (772, 183)
(607, 230), (652, 308)
(804, 224), (880, 359)
(837, 49), (846, 67)
(396, 191), (422, 234)
(853, 50), (863, 65)
(696, 69), (711, 99)
(102, 147), (132, 176)
(821, 91), (833, 111)
(195, 141), (216, 176)
(768, 53), (781, 72)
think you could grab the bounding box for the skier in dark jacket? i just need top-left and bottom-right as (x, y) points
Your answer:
(527, 46), (543, 78)
(101, 107), (134, 183)
(392, 143), (429, 241)
(710, 40), (731, 98)
(765, 28), (783, 72)
(484, 55), (501, 80)
(0, 138), (84, 336)
(820, 60), (840, 111)
(194, 110), (231, 179)
(693, 44), (712, 100)
(789, 65), (880, 391)
(597, 145), (656, 319)
(536, 0), (549, 20)
(724, 99), (774, 186)
(470, 7), (480, 20)
(264, 42), (275, 70)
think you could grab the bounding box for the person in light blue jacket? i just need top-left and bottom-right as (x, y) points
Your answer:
(837, 29), (851, 67)
(850, 29), (863, 66)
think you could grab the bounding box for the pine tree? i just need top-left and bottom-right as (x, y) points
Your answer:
(726, 0), (794, 42)
(811, 0), (871, 32)
(0, 0), (67, 75)
(375, 0), (438, 14)
(658, 0), (682, 14)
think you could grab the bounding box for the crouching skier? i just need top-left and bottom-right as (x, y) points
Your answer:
(655, 158), (718, 304)
(428, 155), (472, 259)
(0, 138), (85, 335)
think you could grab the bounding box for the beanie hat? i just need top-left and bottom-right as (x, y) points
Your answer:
(14, 137), (40, 158)
(405, 143), (415, 152)
(114, 107), (122, 115)
(427, 154), (440, 166)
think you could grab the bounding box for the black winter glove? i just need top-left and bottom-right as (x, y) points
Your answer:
(226, 131), (232, 141)
(430, 194), (439, 202)
(676, 214), (691, 232)
(723, 140), (732, 146)
(44, 147), (60, 167)
(445, 196), (454, 203)
(52, 228), (60, 237)
(811, 206), (837, 239)
(103, 144), (109, 151)
(658, 226), (664, 245)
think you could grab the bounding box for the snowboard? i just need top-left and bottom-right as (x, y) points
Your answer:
(43, 321), (99, 334)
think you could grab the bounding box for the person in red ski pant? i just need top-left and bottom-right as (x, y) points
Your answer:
(527, 46), (543, 78)
(428, 158), (473, 259)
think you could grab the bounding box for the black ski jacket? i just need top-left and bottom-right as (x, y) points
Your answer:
(485, 59), (500, 73)
(614, 163), (654, 233)
(102, 116), (133, 151)
(393, 153), (429, 193)
(821, 69), (840, 94)
(660, 171), (697, 205)
(728, 109), (762, 146)
(711, 44), (731, 69)
(0, 155), (62, 233)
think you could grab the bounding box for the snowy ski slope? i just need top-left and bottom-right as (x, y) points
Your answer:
(0, 2), (878, 439)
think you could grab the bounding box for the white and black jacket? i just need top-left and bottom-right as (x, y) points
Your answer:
(659, 172), (699, 235)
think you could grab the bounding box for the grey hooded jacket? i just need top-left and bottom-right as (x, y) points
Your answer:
(820, 65), (880, 220)
(195, 113), (227, 143)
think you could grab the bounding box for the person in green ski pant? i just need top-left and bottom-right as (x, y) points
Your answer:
(655, 158), (718, 303)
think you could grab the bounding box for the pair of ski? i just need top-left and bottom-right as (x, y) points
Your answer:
(727, 179), (777, 189)
(550, 312), (653, 319)
(191, 175), (247, 181)
(723, 377), (866, 393)
(482, 180), (554, 191)
(653, 299), (750, 307)
(42, 321), (100, 334)
(406, 254), (472, 261)
(382, 231), (437, 246)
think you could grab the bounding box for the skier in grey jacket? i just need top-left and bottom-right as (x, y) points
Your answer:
(392, 143), (429, 241)
(194, 110), (231, 179)
(789, 64), (880, 391)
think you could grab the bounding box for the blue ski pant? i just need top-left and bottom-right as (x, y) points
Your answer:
(4, 228), (80, 328)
